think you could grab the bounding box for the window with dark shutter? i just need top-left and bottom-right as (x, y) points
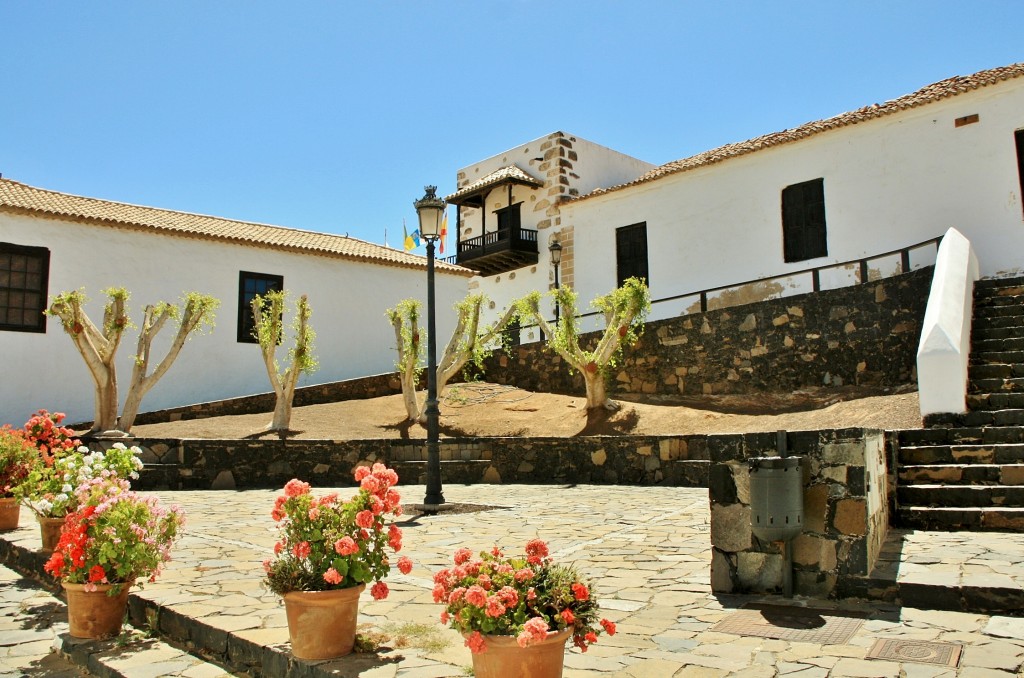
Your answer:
(616, 222), (649, 287)
(781, 178), (828, 263)
(494, 203), (521, 240)
(0, 242), (49, 333)
(238, 271), (283, 343)
(1016, 130), (1024, 218)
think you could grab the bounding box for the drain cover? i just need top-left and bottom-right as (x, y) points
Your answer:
(710, 604), (866, 644)
(867, 639), (962, 667)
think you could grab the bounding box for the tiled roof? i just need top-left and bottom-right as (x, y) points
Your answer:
(445, 165), (545, 203)
(580, 62), (1024, 201)
(0, 178), (473, 276)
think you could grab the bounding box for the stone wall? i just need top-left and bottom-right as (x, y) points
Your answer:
(86, 435), (712, 491)
(483, 267), (932, 399)
(125, 372), (413, 427)
(707, 428), (888, 599)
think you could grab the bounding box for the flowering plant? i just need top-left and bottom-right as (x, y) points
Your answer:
(264, 463), (411, 599)
(433, 539), (616, 654)
(22, 410), (80, 464)
(17, 443), (143, 519)
(0, 427), (38, 498)
(43, 476), (185, 591)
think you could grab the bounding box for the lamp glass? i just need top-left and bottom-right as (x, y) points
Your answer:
(549, 240), (563, 265)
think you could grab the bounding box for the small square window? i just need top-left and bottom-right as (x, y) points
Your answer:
(0, 242), (49, 333)
(238, 271), (283, 343)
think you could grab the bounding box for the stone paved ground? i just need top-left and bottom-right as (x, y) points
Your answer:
(3, 484), (1024, 677)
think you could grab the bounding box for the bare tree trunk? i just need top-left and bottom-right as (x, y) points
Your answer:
(94, 369), (120, 432)
(582, 371), (615, 410)
(270, 391), (292, 431)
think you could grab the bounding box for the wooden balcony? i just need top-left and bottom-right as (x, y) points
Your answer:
(449, 226), (539, 276)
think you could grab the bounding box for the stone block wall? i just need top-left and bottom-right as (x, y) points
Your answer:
(87, 435), (713, 491)
(707, 428), (888, 599)
(483, 267), (932, 398)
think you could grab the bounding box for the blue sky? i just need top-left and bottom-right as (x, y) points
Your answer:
(2, 2), (1022, 248)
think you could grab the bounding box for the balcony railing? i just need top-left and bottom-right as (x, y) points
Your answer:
(442, 226), (539, 276)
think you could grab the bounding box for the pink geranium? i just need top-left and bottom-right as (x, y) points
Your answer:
(264, 464), (409, 597)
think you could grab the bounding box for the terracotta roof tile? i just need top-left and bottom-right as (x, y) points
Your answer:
(580, 62), (1024, 201)
(0, 178), (473, 276)
(446, 165), (544, 203)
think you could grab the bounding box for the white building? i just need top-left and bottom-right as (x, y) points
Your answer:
(0, 179), (472, 426)
(453, 63), (1024, 334)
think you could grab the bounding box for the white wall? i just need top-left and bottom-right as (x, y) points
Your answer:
(561, 77), (1024, 325)
(0, 214), (468, 426)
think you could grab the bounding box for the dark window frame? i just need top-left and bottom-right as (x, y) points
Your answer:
(615, 222), (649, 288)
(1015, 129), (1024, 219)
(237, 271), (283, 343)
(493, 202), (522, 238)
(0, 242), (50, 333)
(781, 178), (828, 263)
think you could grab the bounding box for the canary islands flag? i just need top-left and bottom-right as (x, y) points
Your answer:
(403, 219), (415, 252)
(439, 209), (448, 254)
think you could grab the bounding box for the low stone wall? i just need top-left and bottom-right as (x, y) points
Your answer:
(85, 435), (712, 490)
(128, 372), (412, 426)
(708, 428), (888, 599)
(483, 267), (931, 399)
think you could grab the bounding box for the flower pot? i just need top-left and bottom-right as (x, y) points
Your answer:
(0, 497), (19, 531)
(283, 584), (365, 660)
(63, 581), (133, 639)
(38, 515), (65, 551)
(468, 628), (572, 678)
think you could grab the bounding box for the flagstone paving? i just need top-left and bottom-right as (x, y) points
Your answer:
(2, 484), (1024, 676)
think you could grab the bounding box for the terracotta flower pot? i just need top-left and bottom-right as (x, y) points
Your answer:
(0, 497), (20, 531)
(63, 580), (133, 639)
(468, 628), (572, 678)
(38, 515), (65, 552)
(282, 583), (365, 660)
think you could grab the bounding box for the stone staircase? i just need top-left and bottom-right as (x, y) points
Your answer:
(896, 276), (1024, 531)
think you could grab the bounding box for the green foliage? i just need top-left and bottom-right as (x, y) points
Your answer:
(0, 427), (38, 498)
(253, 290), (318, 378)
(386, 299), (424, 376)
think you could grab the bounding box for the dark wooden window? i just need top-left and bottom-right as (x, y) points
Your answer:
(616, 222), (649, 287)
(237, 271), (283, 343)
(1016, 130), (1024, 218)
(0, 242), (49, 333)
(494, 203), (521, 239)
(781, 178), (828, 262)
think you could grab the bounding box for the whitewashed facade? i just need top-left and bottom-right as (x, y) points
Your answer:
(458, 64), (1024, 333)
(0, 180), (472, 426)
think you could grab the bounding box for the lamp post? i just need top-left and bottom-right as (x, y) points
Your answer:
(549, 239), (563, 326)
(414, 186), (446, 508)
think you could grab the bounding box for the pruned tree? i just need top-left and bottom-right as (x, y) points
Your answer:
(119, 293), (220, 432)
(387, 294), (517, 423)
(252, 290), (318, 432)
(48, 288), (219, 434)
(48, 288), (131, 433)
(516, 277), (651, 410)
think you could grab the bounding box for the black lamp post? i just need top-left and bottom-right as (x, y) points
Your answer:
(414, 186), (446, 508)
(549, 239), (563, 325)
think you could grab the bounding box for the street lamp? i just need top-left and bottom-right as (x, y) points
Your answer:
(414, 185), (446, 509)
(549, 239), (563, 325)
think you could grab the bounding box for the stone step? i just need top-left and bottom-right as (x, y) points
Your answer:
(923, 409), (1024, 427)
(899, 443), (1024, 465)
(972, 326), (1024, 341)
(969, 377), (1024, 393)
(967, 392), (1024, 411)
(968, 363), (1024, 379)
(972, 336), (1024, 352)
(974, 293), (1024, 308)
(896, 484), (1024, 507)
(894, 506), (1024, 532)
(975, 276), (1024, 291)
(969, 350), (1024, 365)
(971, 315), (1024, 330)
(898, 463), (1024, 485)
(899, 426), (1024, 445)
(974, 304), (1024, 318)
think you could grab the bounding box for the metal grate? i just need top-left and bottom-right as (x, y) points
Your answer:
(711, 604), (867, 644)
(867, 639), (963, 667)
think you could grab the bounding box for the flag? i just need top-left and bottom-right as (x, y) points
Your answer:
(384, 227), (390, 249)
(439, 209), (448, 254)
(411, 229), (421, 247)
(403, 219), (415, 252)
